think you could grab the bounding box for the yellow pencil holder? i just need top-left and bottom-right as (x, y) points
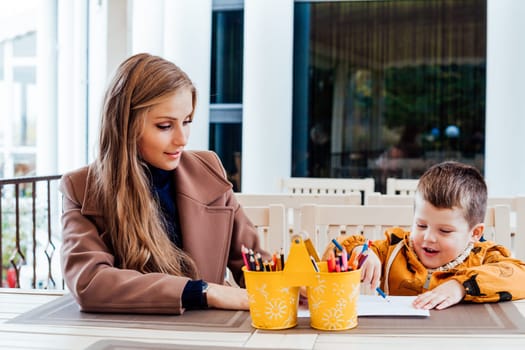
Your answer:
(243, 267), (300, 329)
(243, 234), (360, 331)
(307, 262), (360, 331)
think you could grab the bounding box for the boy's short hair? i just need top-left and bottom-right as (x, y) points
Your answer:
(416, 161), (487, 228)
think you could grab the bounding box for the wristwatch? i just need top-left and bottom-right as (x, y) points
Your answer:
(201, 281), (209, 309)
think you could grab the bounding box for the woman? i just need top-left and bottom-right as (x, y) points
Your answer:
(60, 53), (267, 314)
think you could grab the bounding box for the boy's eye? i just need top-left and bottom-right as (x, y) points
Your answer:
(440, 229), (452, 234)
(416, 224), (427, 229)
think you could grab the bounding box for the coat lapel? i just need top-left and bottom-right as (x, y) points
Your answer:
(174, 151), (234, 283)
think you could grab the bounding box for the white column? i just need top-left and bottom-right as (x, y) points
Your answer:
(36, 0), (58, 175)
(106, 0), (130, 77)
(485, 0), (525, 196)
(163, 0), (212, 151)
(86, 0), (108, 163)
(1, 41), (14, 178)
(242, 0), (294, 193)
(86, 0), (130, 164)
(56, 0), (88, 173)
(130, 0), (164, 56)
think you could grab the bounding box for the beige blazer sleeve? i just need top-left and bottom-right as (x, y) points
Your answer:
(60, 168), (190, 314)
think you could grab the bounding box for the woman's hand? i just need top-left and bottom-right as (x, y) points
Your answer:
(358, 249), (382, 290)
(206, 283), (249, 310)
(412, 280), (465, 310)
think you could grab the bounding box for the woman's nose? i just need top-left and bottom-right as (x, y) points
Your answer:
(172, 125), (188, 145)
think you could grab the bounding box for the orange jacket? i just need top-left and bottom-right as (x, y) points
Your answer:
(332, 227), (525, 303)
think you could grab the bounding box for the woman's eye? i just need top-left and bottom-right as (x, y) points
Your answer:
(156, 124), (171, 130)
(183, 119), (193, 125)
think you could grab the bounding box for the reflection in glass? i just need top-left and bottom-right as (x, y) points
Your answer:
(293, 0), (486, 192)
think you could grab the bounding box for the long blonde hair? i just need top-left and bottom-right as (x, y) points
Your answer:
(92, 53), (199, 278)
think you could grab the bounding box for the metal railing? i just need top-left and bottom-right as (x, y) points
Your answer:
(0, 174), (63, 289)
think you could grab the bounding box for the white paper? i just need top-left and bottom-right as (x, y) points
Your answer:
(297, 295), (429, 318)
(357, 295), (429, 316)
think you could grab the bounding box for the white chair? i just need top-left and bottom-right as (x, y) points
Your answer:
(236, 192), (361, 235)
(241, 204), (287, 254)
(486, 197), (525, 260)
(299, 204), (414, 254)
(515, 198), (525, 260)
(483, 205), (513, 254)
(298, 204), (514, 251)
(386, 178), (419, 195)
(280, 177), (375, 204)
(366, 192), (414, 206)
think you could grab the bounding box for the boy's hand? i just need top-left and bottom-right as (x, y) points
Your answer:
(412, 280), (466, 310)
(358, 249), (381, 289)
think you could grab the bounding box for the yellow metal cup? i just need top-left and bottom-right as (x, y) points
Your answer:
(243, 267), (300, 329)
(307, 265), (360, 331)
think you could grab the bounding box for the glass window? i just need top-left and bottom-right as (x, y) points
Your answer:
(210, 9), (244, 104)
(210, 123), (242, 191)
(210, 4), (244, 191)
(12, 31), (36, 57)
(293, 0), (486, 193)
(0, 2), (41, 177)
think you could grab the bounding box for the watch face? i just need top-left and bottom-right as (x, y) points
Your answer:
(201, 281), (209, 308)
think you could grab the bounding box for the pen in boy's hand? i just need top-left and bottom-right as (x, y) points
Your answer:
(331, 238), (344, 251)
(376, 287), (391, 302)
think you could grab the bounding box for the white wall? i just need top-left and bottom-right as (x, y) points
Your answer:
(242, 0), (294, 192)
(485, 0), (525, 196)
(131, 0), (164, 56)
(164, 0), (212, 151)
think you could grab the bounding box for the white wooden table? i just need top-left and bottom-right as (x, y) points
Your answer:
(1, 288), (525, 350)
(0, 288), (254, 349)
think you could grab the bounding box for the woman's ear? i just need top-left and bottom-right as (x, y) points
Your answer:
(470, 223), (485, 242)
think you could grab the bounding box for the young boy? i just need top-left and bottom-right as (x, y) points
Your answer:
(325, 161), (525, 310)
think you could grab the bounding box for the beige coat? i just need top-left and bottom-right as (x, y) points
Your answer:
(60, 150), (265, 314)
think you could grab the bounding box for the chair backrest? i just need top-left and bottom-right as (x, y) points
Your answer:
(280, 177), (375, 204)
(299, 204), (414, 253)
(486, 197), (525, 260)
(515, 198), (525, 260)
(298, 203), (516, 261)
(483, 205), (513, 255)
(386, 178), (419, 195)
(366, 192), (414, 206)
(236, 192), (361, 234)
(241, 204), (287, 254)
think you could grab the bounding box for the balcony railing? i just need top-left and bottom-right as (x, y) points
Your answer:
(0, 175), (63, 289)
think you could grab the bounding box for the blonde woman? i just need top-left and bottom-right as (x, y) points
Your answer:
(60, 53), (268, 314)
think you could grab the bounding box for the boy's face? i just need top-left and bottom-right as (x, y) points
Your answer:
(411, 193), (484, 269)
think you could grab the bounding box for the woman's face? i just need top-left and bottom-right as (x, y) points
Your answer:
(411, 193), (483, 269)
(138, 88), (193, 171)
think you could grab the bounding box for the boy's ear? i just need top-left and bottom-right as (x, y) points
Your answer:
(470, 223), (485, 242)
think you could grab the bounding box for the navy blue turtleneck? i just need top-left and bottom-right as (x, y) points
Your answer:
(147, 164), (182, 247)
(146, 164), (207, 309)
